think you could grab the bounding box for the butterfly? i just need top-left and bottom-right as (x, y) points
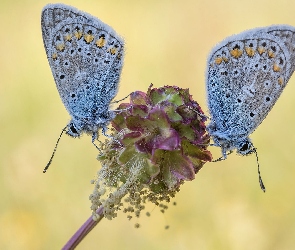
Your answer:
(206, 25), (295, 190)
(41, 4), (124, 172)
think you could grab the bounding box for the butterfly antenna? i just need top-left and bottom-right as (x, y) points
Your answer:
(43, 126), (67, 173)
(253, 148), (266, 192)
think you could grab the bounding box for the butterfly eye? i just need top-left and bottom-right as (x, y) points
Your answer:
(240, 142), (249, 152)
(69, 123), (78, 135)
(237, 140), (253, 155)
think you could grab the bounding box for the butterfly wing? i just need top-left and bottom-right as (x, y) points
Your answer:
(263, 25), (295, 82)
(41, 4), (124, 122)
(206, 25), (293, 140)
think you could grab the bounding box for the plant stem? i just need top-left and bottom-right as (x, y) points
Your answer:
(62, 206), (104, 250)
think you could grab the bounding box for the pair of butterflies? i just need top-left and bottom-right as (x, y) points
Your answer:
(42, 4), (295, 189)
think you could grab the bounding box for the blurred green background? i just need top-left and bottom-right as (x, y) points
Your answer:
(1, 0), (295, 249)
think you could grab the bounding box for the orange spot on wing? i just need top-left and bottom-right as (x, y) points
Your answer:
(52, 53), (57, 60)
(245, 47), (255, 57)
(273, 64), (281, 72)
(84, 34), (94, 44)
(64, 34), (72, 42)
(258, 47), (265, 55)
(215, 57), (223, 64)
(230, 49), (242, 58)
(56, 43), (65, 52)
(109, 47), (117, 55)
(96, 37), (106, 48)
(268, 50), (275, 58)
(74, 30), (83, 40)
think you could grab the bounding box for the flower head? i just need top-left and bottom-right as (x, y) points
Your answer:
(90, 84), (212, 220)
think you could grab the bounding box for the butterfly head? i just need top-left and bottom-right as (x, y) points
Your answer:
(65, 111), (115, 138)
(66, 121), (81, 138)
(209, 129), (254, 158)
(235, 138), (255, 156)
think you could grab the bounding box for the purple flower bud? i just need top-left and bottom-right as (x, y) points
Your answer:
(90, 84), (212, 220)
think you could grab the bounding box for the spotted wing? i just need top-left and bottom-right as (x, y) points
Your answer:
(41, 4), (124, 120)
(206, 25), (293, 140)
(264, 25), (295, 82)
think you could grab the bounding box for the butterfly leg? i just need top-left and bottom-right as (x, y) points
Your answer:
(113, 105), (133, 114)
(212, 150), (233, 162)
(102, 126), (122, 146)
(92, 132), (103, 154)
(111, 93), (131, 104)
(102, 126), (111, 137)
(188, 106), (211, 120)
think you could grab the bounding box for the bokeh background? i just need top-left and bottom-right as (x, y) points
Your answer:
(1, 0), (295, 249)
